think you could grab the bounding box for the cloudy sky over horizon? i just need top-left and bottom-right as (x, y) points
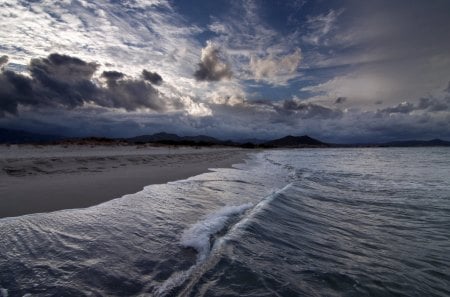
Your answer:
(1, 0), (450, 142)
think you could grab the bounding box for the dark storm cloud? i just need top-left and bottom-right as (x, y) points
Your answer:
(379, 98), (449, 115)
(194, 43), (232, 82)
(99, 71), (165, 112)
(335, 96), (346, 104)
(420, 99), (449, 112)
(416, 98), (449, 112)
(379, 102), (415, 114)
(24, 53), (100, 109)
(0, 53), (171, 116)
(101, 70), (125, 81)
(142, 69), (163, 85)
(102, 78), (166, 111)
(30, 53), (99, 82)
(280, 99), (342, 119)
(0, 55), (8, 67)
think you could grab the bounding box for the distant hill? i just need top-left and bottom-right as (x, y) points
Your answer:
(264, 135), (328, 147)
(127, 132), (225, 145)
(380, 139), (450, 147)
(2, 128), (449, 148)
(180, 135), (222, 144)
(0, 128), (61, 144)
(235, 138), (268, 145)
(128, 132), (182, 143)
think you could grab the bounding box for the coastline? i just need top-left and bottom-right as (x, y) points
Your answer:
(0, 145), (250, 218)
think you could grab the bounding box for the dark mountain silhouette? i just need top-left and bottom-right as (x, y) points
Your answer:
(0, 128), (61, 144)
(1, 128), (449, 148)
(180, 135), (222, 144)
(235, 138), (268, 145)
(128, 132), (223, 145)
(128, 132), (182, 143)
(264, 135), (328, 147)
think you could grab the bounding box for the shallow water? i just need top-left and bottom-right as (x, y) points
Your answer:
(1, 148), (449, 296)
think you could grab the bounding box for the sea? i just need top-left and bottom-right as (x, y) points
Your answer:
(1, 148), (449, 297)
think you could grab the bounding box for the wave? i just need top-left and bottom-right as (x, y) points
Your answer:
(156, 184), (295, 297)
(3, 148), (449, 296)
(180, 203), (253, 262)
(156, 203), (253, 296)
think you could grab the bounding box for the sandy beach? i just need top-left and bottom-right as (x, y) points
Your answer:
(0, 145), (250, 218)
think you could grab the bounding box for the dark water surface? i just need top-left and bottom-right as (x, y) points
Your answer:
(1, 148), (449, 296)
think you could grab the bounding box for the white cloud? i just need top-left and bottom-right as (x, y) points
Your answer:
(0, 0), (204, 102)
(301, 73), (392, 106)
(194, 41), (232, 82)
(179, 96), (213, 117)
(249, 49), (301, 85)
(206, 82), (246, 106)
(205, 1), (303, 85)
(302, 9), (343, 46)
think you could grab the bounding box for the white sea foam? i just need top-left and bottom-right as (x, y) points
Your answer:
(156, 268), (193, 297)
(156, 203), (253, 296)
(180, 203), (253, 262)
(157, 188), (295, 297)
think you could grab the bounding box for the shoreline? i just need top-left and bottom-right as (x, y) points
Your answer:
(0, 145), (250, 218)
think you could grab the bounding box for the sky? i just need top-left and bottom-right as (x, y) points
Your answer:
(1, 0), (450, 143)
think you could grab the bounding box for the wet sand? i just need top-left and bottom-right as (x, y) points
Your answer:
(0, 145), (249, 218)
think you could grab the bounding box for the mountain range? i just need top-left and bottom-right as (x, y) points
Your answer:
(128, 132), (225, 144)
(1, 128), (449, 148)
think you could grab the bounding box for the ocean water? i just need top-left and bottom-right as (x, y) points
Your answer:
(1, 148), (450, 297)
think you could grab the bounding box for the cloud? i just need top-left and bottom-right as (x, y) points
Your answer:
(302, 9), (343, 46)
(0, 53), (178, 115)
(0, 53), (100, 114)
(335, 97), (347, 104)
(249, 49), (301, 85)
(194, 41), (232, 81)
(302, 0), (450, 111)
(207, 1), (279, 54)
(142, 69), (163, 85)
(207, 82), (246, 106)
(101, 70), (125, 81)
(445, 81), (450, 93)
(280, 98), (342, 119)
(205, 2), (303, 85)
(2, 88), (450, 144)
(378, 97), (449, 115)
(0, 55), (8, 67)
(301, 72), (394, 107)
(0, 0), (203, 106)
(1, 1), (450, 143)
(417, 97), (449, 112)
(379, 102), (415, 114)
(103, 78), (166, 111)
(301, 62), (450, 111)
(30, 53), (99, 82)
(178, 95), (212, 117)
(0, 70), (35, 115)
